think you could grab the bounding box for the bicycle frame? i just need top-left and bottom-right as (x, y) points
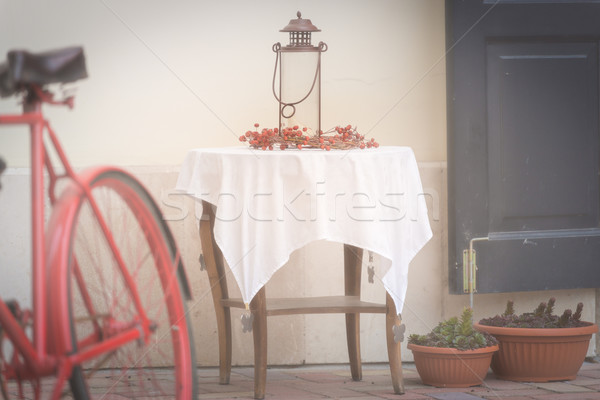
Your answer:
(0, 86), (155, 398)
(0, 95), (56, 377)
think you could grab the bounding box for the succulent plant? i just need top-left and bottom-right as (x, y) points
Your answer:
(408, 307), (497, 351)
(479, 297), (589, 328)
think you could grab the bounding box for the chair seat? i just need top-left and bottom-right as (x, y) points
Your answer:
(221, 296), (387, 316)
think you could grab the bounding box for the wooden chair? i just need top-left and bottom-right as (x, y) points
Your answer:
(199, 201), (404, 399)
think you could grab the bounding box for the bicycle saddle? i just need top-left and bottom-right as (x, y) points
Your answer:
(0, 47), (87, 97)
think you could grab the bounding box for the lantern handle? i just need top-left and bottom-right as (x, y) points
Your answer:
(271, 41), (326, 118)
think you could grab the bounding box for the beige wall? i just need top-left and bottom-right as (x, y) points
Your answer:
(0, 0), (596, 367)
(0, 0), (446, 168)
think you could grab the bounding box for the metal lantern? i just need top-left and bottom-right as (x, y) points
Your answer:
(273, 11), (327, 136)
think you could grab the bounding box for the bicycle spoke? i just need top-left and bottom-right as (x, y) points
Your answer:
(57, 170), (196, 399)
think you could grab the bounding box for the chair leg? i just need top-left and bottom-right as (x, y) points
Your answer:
(345, 313), (362, 381)
(386, 293), (404, 394)
(216, 309), (232, 384)
(199, 205), (232, 384)
(344, 244), (363, 381)
(251, 287), (267, 399)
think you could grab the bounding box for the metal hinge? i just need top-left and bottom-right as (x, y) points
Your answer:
(199, 253), (206, 271)
(462, 249), (476, 294)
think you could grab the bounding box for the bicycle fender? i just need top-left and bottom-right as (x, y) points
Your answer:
(46, 180), (84, 356)
(83, 167), (194, 301)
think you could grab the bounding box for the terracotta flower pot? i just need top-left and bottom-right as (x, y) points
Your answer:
(474, 322), (598, 382)
(407, 343), (499, 388)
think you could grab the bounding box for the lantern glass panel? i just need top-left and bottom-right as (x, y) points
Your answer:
(280, 50), (320, 135)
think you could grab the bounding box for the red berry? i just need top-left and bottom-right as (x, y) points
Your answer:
(297, 144), (302, 150)
(274, 128), (279, 134)
(325, 145), (331, 151)
(293, 125), (299, 130)
(269, 145), (273, 150)
(280, 144), (287, 150)
(302, 127), (307, 132)
(254, 123), (260, 128)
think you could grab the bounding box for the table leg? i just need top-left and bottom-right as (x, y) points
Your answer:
(386, 293), (404, 394)
(344, 244), (363, 381)
(199, 203), (232, 385)
(251, 287), (267, 399)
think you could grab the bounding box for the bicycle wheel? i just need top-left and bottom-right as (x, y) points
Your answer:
(47, 168), (197, 399)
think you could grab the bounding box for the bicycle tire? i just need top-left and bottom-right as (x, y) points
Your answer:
(47, 168), (197, 399)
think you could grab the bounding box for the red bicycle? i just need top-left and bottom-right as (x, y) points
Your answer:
(0, 47), (197, 399)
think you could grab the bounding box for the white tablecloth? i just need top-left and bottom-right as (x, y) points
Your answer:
(176, 146), (432, 314)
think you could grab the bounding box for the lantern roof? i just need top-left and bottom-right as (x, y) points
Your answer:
(280, 11), (321, 33)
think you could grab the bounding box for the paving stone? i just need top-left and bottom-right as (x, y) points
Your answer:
(290, 382), (376, 398)
(365, 390), (433, 400)
(429, 393), (486, 400)
(480, 378), (534, 390)
(529, 393), (600, 400)
(565, 376), (600, 387)
(581, 361), (600, 370)
(479, 397), (534, 400)
(336, 397), (395, 400)
(349, 383), (397, 393)
(413, 387), (498, 395)
(404, 379), (433, 390)
(263, 383), (329, 399)
(332, 368), (413, 377)
(579, 369), (600, 379)
(198, 391), (254, 399)
(427, 388), (549, 398)
(533, 381), (595, 393)
(292, 371), (350, 383)
(196, 381), (253, 394)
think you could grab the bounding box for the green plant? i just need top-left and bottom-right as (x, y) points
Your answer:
(408, 307), (497, 351)
(479, 297), (590, 328)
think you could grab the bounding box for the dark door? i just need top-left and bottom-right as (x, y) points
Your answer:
(447, 1), (600, 294)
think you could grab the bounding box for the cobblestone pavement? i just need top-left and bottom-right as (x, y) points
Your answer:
(8, 360), (600, 399)
(194, 360), (600, 400)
